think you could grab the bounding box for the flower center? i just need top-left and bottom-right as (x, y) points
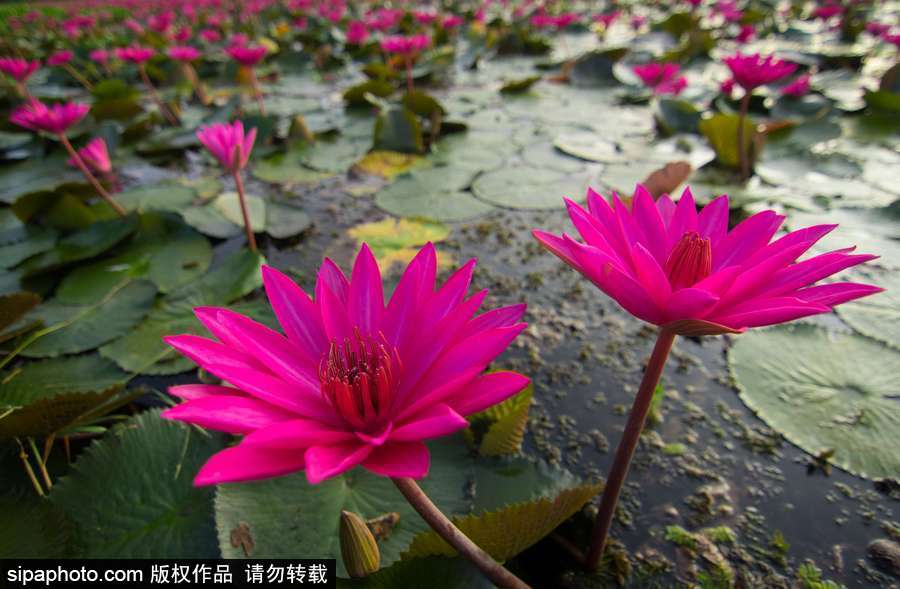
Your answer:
(664, 231), (712, 290)
(319, 331), (401, 431)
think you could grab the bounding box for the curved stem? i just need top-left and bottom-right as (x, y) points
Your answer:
(393, 477), (531, 589)
(58, 134), (126, 217)
(139, 64), (179, 126)
(405, 55), (414, 94)
(231, 169), (258, 252)
(737, 93), (751, 183)
(584, 328), (677, 572)
(63, 63), (93, 91)
(183, 63), (210, 105)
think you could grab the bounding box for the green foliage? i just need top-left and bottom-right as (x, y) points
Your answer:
(500, 76), (541, 94)
(373, 107), (424, 154)
(49, 410), (224, 557)
(467, 385), (533, 456)
(699, 114), (756, 169)
(665, 525), (697, 549)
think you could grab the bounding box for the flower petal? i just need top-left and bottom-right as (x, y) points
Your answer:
(194, 445), (307, 486)
(262, 265), (327, 353)
(362, 441), (429, 478)
(348, 243), (384, 335)
(162, 395), (295, 434)
(451, 371), (531, 416)
(391, 404), (468, 442)
(304, 443), (372, 484)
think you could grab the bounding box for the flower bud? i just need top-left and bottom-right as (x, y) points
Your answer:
(340, 510), (380, 578)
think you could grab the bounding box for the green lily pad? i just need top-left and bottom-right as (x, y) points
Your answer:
(698, 113), (756, 169)
(521, 141), (586, 173)
(348, 218), (451, 269)
(20, 279), (157, 358)
(99, 249), (264, 375)
(569, 48), (629, 88)
(472, 166), (590, 210)
(0, 154), (83, 205)
(0, 225), (58, 269)
(730, 324), (900, 480)
(214, 438), (472, 576)
(374, 167), (495, 222)
(553, 132), (624, 163)
(20, 216), (138, 276)
(0, 496), (73, 558)
(0, 354), (127, 438)
(655, 98), (702, 135)
(837, 269), (899, 350)
(212, 192), (267, 232)
(373, 107), (424, 154)
(265, 201), (313, 239)
(500, 76), (542, 94)
(114, 183), (197, 213)
(252, 146), (335, 185)
(49, 410), (224, 557)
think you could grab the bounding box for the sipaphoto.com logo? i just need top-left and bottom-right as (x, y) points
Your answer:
(6, 565), (142, 586)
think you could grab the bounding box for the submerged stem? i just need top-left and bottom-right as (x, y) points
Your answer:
(249, 69), (266, 115)
(393, 477), (531, 589)
(139, 64), (179, 126)
(58, 134), (127, 217)
(584, 327), (677, 572)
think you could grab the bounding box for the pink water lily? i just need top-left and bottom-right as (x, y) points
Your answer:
(47, 50), (73, 66)
(533, 185), (881, 334)
(168, 45), (202, 62)
(115, 46), (155, 64)
(162, 244), (529, 485)
(632, 63), (687, 95)
(196, 120), (256, 172)
(781, 74), (811, 97)
(724, 52), (797, 91)
(10, 99), (89, 134)
(225, 44), (267, 66)
(0, 57), (40, 82)
(68, 137), (112, 174)
(380, 34), (431, 55)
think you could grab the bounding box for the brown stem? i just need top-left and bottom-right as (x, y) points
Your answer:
(59, 134), (127, 217)
(249, 69), (266, 115)
(182, 63), (209, 105)
(63, 63), (93, 91)
(737, 93), (751, 183)
(584, 328), (677, 572)
(393, 477), (531, 589)
(16, 438), (44, 497)
(29, 437), (52, 490)
(139, 64), (179, 126)
(232, 169), (258, 252)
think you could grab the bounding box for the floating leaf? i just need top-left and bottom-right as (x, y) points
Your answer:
(20, 216), (138, 277)
(655, 98), (702, 135)
(470, 385), (533, 457)
(252, 146), (335, 185)
(114, 183), (197, 214)
(343, 80), (395, 106)
(49, 410), (224, 557)
(472, 166), (590, 210)
(0, 224), (58, 269)
(91, 79), (143, 121)
(837, 270), (899, 350)
(404, 482), (600, 561)
(265, 201), (312, 239)
(375, 167), (495, 222)
(99, 249), (264, 375)
(355, 151), (425, 180)
(698, 113), (756, 169)
(0, 291), (40, 338)
(373, 107), (424, 154)
(730, 324), (900, 480)
(214, 438), (472, 576)
(0, 354), (127, 438)
(348, 218), (451, 269)
(500, 76), (542, 94)
(0, 496), (73, 558)
(0, 154), (82, 205)
(212, 192), (267, 232)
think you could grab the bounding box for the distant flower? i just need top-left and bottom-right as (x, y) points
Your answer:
(811, 4), (843, 20)
(380, 34), (431, 55)
(720, 77), (735, 96)
(124, 18), (144, 35)
(10, 99), (89, 134)
(115, 46), (155, 64)
(47, 50), (73, 66)
(199, 28), (222, 43)
(228, 33), (250, 48)
(865, 22), (890, 37)
(884, 32), (900, 47)
(162, 244), (529, 485)
(346, 21), (370, 45)
(168, 45), (202, 62)
(226, 44), (267, 66)
(174, 26), (193, 42)
(593, 11), (620, 28)
(633, 63), (687, 95)
(414, 10), (438, 25)
(724, 52), (797, 91)
(735, 24), (755, 44)
(0, 57), (39, 82)
(781, 74), (811, 97)
(442, 15), (465, 29)
(196, 120), (257, 172)
(89, 49), (110, 64)
(533, 186), (881, 332)
(68, 137), (112, 174)
(631, 15), (647, 30)
(294, 16), (308, 30)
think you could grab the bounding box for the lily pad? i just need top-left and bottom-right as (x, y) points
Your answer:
(20, 216), (138, 276)
(837, 269), (899, 350)
(114, 183), (197, 213)
(374, 167), (495, 222)
(348, 218), (451, 269)
(472, 166), (590, 210)
(730, 324), (900, 480)
(49, 410), (224, 557)
(265, 201), (312, 239)
(212, 192), (267, 232)
(0, 154), (82, 205)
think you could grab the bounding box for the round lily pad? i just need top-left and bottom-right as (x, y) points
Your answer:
(730, 324), (900, 480)
(472, 166), (590, 210)
(837, 269), (899, 350)
(212, 192), (267, 231)
(374, 166), (491, 222)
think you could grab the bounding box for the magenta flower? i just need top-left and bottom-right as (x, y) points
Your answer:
(735, 24), (755, 44)
(225, 44), (267, 67)
(720, 77), (735, 96)
(346, 21), (370, 46)
(68, 137), (112, 174)
(593, 11), (620, 28)
(168, 45), (202, 62)
(724, 52), (797, 91)
(47, 50), (73, 66)
(162, 244), (529, 485)
(811, 4), (843, 20)
(115, 46), (155, 64)
(632, 63), (687, 95)
(865, 22), (890, 37)
(124, 18), (144, 35)
(89, 49), (110, 65)
(196, 120), (257, 172)
(0, 57), (40, 82)
(414, 10), (438, 25)
(10, 99), (89, 134)
(781, 74), (811, 97)
(380, 34), (431, 55)
(199, 28), (222, 43)
(883, 32), (900, 47)
(533, 186), (881, 333)
(442, 15), (465, 29)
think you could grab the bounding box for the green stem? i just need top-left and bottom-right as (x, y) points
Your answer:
(737, 93), (751, 182)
